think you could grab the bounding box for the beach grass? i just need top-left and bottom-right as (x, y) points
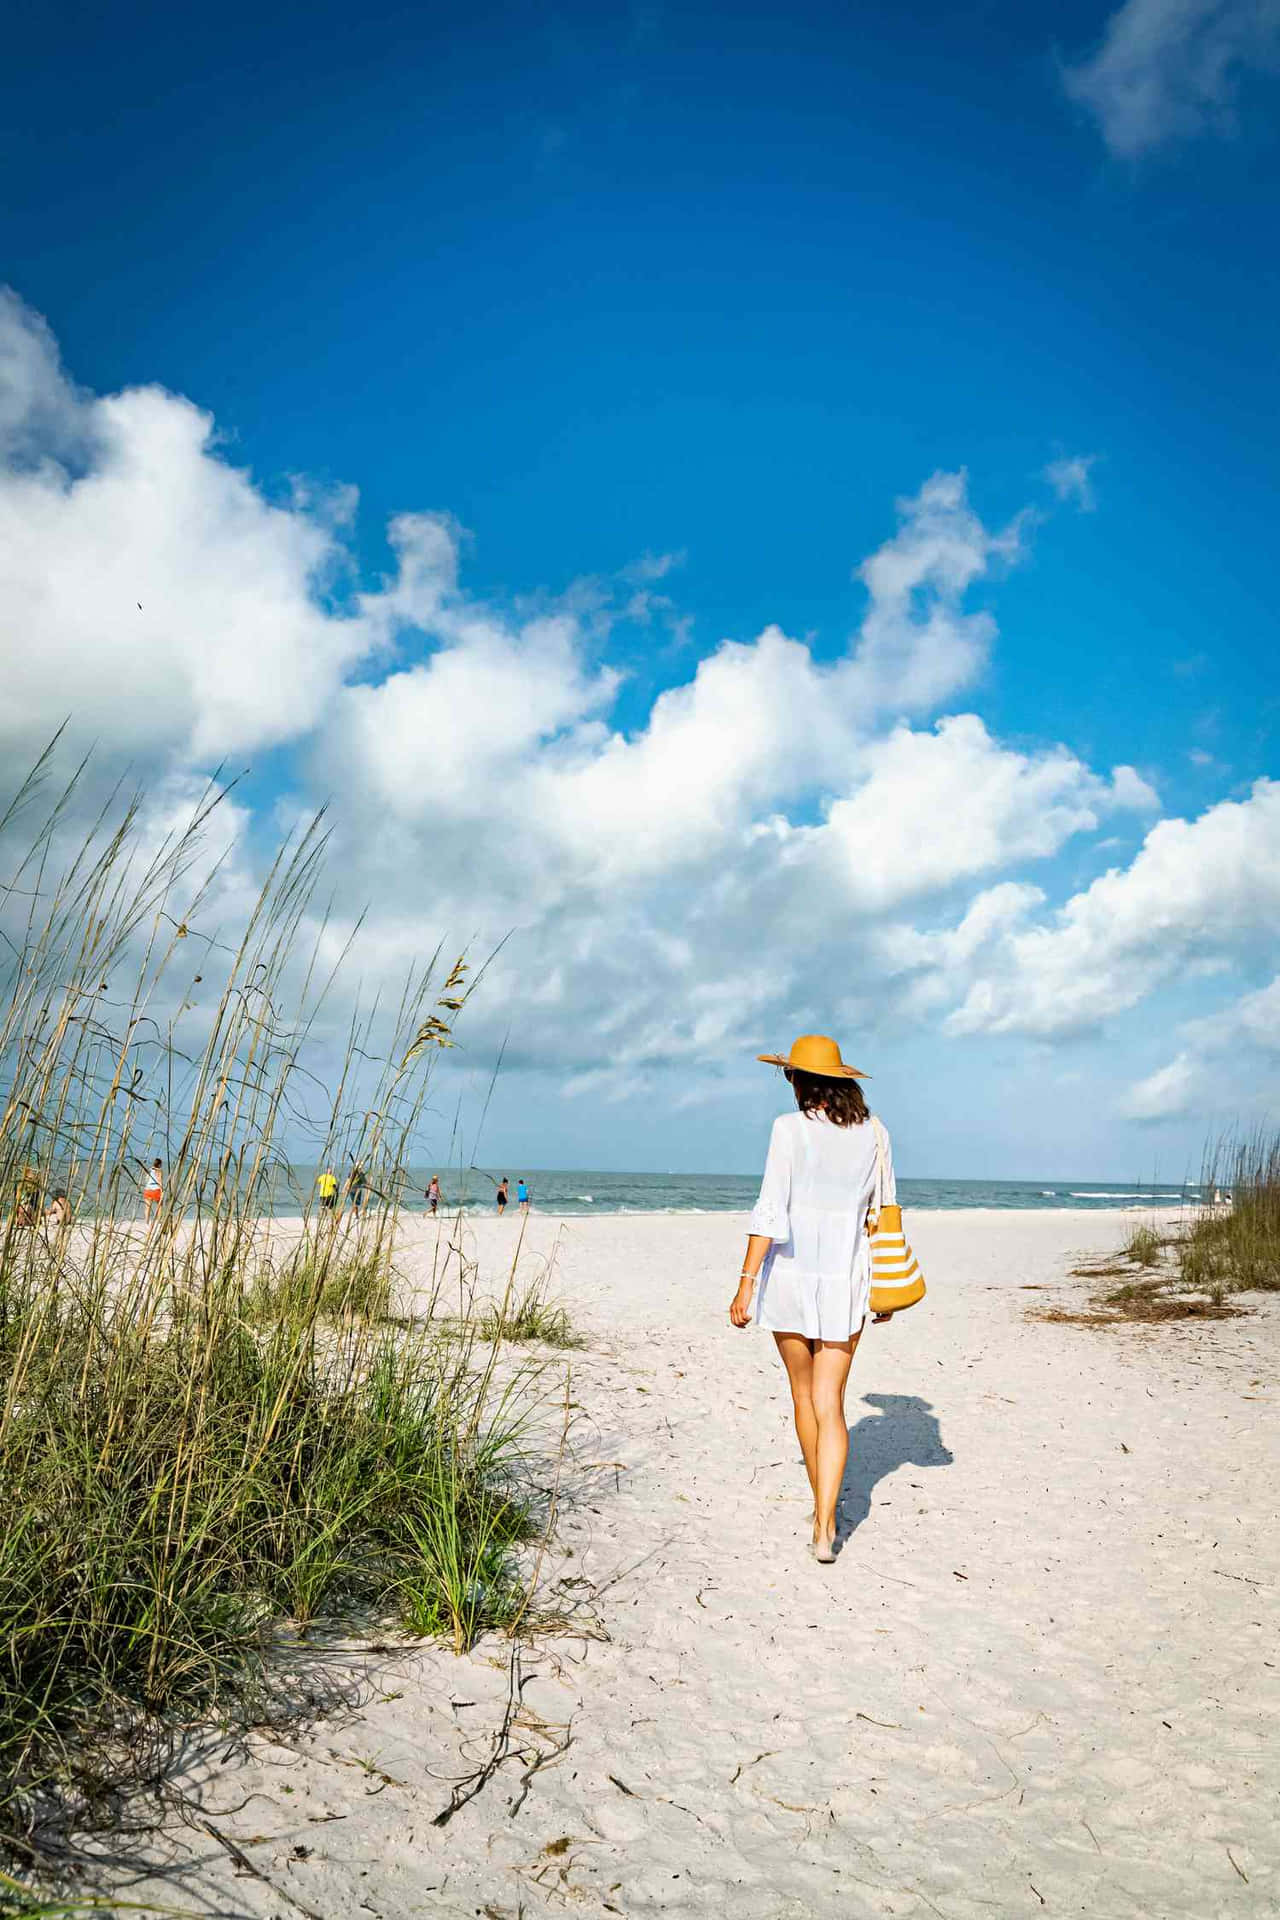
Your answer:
(1122, 1222), (1162, 1268)
(244, 1233), (398, 1321)
(1063, 1131), (1280, 1324)
(0, 1873), (162, 1918)
(1176, 1132), (1280, 1296)
(479, 1267), (584, 1349)
(0, 746), (548, 1859)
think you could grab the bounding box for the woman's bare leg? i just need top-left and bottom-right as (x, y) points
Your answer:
(811, 1336), (857, 1554)
(773, 1333), (819, 1522)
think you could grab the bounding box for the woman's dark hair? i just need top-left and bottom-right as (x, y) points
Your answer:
(785, 1067), (869, 1128)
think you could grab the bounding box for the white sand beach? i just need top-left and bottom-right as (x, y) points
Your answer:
(107, 1206), (1278, 1918)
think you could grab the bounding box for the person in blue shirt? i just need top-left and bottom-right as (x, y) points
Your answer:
(516, 1178), (530, 1213)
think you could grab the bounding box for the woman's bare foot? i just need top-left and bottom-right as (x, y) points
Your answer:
(814, 1530), (836, 1564)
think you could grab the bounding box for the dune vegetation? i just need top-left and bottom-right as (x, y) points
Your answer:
(1062, 1132), (1280, 1324)
(0, 745), (555, 1864)
(1175, 1132), (1280, 1297)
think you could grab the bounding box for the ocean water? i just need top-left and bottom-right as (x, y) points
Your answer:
(289, 1167), (1205, 1217)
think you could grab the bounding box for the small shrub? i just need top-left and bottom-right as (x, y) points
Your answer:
(1124, 1224), (1162, 1268)
(479, 1276), (583, 1349)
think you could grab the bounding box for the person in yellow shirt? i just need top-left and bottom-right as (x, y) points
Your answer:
(317, 1167), (339, 1211)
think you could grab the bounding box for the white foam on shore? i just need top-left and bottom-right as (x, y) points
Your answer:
(1069, 1190), (1189, 1200)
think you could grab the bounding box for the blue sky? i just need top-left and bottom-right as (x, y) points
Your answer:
(2, 0), (1278, 1177)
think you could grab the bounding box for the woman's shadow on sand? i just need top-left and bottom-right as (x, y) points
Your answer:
(837, 1393), (953, 1541)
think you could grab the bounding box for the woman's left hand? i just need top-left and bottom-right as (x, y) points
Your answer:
(729, 1282), (754, 1328)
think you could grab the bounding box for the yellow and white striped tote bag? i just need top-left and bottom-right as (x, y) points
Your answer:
(868, 1116), (926, 1316)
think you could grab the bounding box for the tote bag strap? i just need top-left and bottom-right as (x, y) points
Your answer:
(868, 1114), (889, 1222)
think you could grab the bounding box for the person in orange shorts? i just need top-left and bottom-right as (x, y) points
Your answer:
(142, 1157), (163, 1224)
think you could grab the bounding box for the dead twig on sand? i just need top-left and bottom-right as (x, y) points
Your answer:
(195, 1815), (326, 1920)
(729, 1749), (778, 1783)
(432, 1647), (529, 1827)
(509, 1725), (574, 1817)
(431, 1646), (572, 1827)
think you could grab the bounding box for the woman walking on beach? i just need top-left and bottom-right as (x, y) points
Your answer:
(729, 1035), (895, 1564)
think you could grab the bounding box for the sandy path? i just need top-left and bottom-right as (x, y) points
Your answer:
(104, 1209), (1278, 1918)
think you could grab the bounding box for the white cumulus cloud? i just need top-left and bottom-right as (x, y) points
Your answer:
(1119, 1051), (1199, 1120)
(801, 715), (1155, 912)
(1120, 973), (1280, 1124)
(0, 288), (440, 762)
(949, 779), (1280, 1037)
(318, 469), (1028, 894)
(1184, 973), (1280, 1053)
(4, 288), (1279, 1154)
(1063, 0), (1280, 157)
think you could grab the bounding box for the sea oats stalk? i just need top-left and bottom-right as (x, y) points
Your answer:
(1179, 1130), (1280, 1297)
(0, 747), (545, 1858)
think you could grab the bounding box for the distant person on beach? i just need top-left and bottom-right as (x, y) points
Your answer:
(496, 1177), (509, 1215)
(347, 1166), (367, 1212)
(426, 1175), (441, 1216)
(45, 1189), (72, 1229)
(729, 1035), (897, 1565)
(13, 1168), (40, 1227)
(317, 1167), (338, 1211)
(142, 1158), (163, 1224)
(517, 1178), (530, 1214)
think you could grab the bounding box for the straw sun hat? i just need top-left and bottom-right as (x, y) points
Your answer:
(756, 1034), (869, 1079)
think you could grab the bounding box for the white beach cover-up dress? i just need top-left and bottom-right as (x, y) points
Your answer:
(749, 1110), (895, 1340)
